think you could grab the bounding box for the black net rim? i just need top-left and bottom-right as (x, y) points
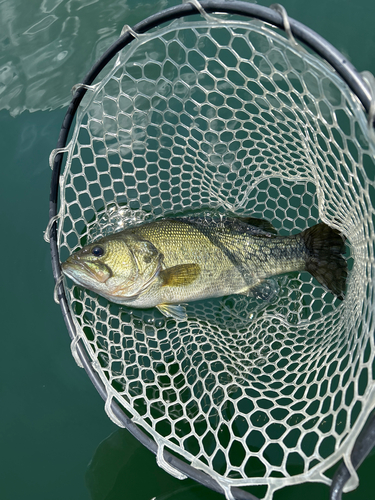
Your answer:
(48, 2), (375, 499)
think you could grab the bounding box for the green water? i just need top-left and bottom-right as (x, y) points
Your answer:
(1, 0), (375, 499)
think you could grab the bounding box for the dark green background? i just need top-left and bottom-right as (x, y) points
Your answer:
(1, 0), (374, 499)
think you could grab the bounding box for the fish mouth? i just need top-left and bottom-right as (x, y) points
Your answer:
(61, 258), (112, 284)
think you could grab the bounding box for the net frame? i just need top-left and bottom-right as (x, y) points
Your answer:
(46, 2), (375, 499)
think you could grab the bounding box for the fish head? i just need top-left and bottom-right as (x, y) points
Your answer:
(61, 234), (162, 300)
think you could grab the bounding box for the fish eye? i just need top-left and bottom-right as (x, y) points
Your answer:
(91, 245), (105, 257)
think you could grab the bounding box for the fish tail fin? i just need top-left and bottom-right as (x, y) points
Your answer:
(301, 223), (347, 299)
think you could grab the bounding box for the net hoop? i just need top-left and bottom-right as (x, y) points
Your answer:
(47, 2), (375, 500)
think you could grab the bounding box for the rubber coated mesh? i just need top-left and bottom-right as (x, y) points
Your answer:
(56, 16), (375, 500)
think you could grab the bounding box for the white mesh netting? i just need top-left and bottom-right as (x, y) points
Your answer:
(55, 14), (375, 500)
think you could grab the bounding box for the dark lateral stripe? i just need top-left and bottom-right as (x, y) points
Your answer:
(176, 216), (252, 284)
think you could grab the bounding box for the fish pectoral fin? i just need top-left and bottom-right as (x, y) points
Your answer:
(160, 263), (200, 287)
(157, 303), (187, 320)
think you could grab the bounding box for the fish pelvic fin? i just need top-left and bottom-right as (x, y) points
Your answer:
(157, 303), (187, 320)
(302, 223), (347, 299)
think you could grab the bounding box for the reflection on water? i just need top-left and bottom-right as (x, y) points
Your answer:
(0, 0), (169, 116)
(86, 428), (223, 500)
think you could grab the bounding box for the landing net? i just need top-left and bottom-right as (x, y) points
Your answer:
(47, 2), (375, 499)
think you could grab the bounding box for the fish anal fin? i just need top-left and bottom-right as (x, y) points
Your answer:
(249, 279), (279, 301)
(157, 303), (187, 320)
(237, 279), (279, 302)
(160, 263), (200, 287)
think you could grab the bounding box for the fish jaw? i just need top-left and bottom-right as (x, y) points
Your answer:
(61, 257), (139, 301)
(61, 256), (112, 289)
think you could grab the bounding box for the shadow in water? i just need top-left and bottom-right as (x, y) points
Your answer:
(86, 428), (223, 500)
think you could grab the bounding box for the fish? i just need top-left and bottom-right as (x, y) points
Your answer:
(61, 215), (347, 320)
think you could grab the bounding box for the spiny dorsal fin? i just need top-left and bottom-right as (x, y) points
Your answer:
(160, 263), (201, 287)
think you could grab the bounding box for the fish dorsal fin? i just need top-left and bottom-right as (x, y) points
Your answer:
(240, 217), (278, 236)
(160, 263), (201, 287)
(177, 214), (277, 237)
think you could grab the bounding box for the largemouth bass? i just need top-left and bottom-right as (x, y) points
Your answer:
(61, 215), (347, 319)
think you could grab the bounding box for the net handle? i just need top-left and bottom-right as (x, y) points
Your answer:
(330, 411), (375, 500)
(48, 3), (374, 499)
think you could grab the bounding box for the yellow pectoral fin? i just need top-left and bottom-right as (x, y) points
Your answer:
(160, 263), (201, 287)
